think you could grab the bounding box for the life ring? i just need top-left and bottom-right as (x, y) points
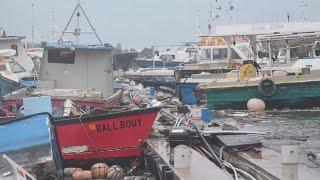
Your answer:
(258, 78), (276, 97)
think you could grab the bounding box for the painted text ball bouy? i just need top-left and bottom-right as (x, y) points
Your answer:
(247, 98), (266, 112)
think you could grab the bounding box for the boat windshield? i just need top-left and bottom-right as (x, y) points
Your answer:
(237, 46), (253, 59)
(9, 61), (26, 73)
(199, 48), (241, 60)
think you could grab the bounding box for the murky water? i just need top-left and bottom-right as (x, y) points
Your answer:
(217, 110), (320, 168)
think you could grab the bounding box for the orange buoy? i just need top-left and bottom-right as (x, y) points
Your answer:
(91, 163), (109, 179)
(72, 170), (92, 180)
(63, 168), (82, 176)
(106, 165), (125, 180)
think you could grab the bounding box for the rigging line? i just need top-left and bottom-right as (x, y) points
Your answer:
(77, 113), (107, 163)
(79, 4), (103, 45)
(58, 3), (78, 44)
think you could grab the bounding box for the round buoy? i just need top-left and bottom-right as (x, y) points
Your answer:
(132, 96), (143, 105)
(64, 167), (82, 176)
(247, 98), (266, 112)
(91, 163), (108, 179)
(106, 165), (124, 180)
(130, 80), (136, 86)
(72, 170), (92, 180)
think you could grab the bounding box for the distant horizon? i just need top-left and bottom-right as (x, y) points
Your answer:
(1, 0), (320, 50)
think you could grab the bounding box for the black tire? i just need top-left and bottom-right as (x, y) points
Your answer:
(258, 78), (276, 97)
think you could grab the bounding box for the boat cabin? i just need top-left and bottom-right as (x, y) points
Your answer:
(0, 29), (34, 76)
(196, 36), (253, 63)
(38, 43), (114, 97)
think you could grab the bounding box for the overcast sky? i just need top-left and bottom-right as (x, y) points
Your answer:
(1, 0), (320, 49)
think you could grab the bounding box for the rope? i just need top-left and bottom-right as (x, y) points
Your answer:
(77, 113), (107, 164)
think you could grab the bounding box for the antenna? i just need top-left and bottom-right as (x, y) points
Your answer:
(58, 0), (103, 45)
(31, 1), (35, 44)
(208, 0), (213, 34)
(299, 1), (307, 22)
(196, 9), (201, 35)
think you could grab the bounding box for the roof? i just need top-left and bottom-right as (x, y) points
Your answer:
(199, 22), (320, 37)
(0, 36), (25, 41)
(41, 42), (113, 51)
(256, 31), (320, 50)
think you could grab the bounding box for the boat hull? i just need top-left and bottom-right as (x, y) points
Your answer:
(127, 75), (176, 88)
(50, 107), (160, 165)
(0, 113), (50, 152)
(200, 80), (320, 110)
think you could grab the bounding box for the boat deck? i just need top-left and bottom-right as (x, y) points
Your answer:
(146, 138), (233, 180)
(239, 148), (320, 180)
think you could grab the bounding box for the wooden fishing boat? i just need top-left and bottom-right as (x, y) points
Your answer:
(50, 106), (161, 169)
(196, 70), (320, 110)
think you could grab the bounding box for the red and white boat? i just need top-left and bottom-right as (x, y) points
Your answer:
(50, 106), (161, 168)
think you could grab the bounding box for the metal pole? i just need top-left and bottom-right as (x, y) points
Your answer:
(268, 40), (273, 77)
(57, 4), (78, 44)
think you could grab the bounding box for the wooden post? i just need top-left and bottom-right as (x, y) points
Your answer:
(286, 45), (290, 64)
(281, 145), (298, 180)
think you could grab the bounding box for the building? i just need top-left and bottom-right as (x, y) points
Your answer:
(38, 43), (114, 97)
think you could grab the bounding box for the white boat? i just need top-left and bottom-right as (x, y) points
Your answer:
(135, 43), (197, 68)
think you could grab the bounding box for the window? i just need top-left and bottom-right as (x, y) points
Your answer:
(10, 44), (18, 56)
(9, 62), (26, 73)
(48, 49), (75, 64)
(213, 49), (227, 59)
(231, 49), (241, 59)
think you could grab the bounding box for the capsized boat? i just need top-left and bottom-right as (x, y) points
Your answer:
(196, 70), (320, 110)
(50, 106), (161, 169)
(0, 113), (51, 152)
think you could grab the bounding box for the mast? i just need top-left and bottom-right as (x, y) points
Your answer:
(57, 0), (103, 45)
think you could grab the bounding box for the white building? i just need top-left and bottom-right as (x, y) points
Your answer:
(38, 43), (114, 97)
